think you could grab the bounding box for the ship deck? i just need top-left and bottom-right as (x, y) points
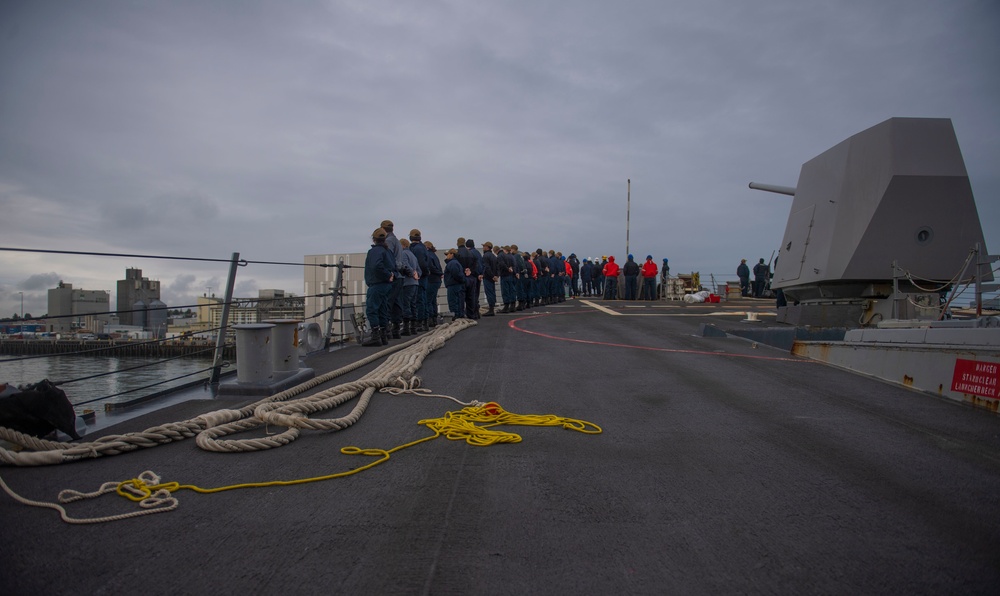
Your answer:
(3, 298), (1000, 594)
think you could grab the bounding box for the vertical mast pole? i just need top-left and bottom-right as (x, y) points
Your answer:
(626, 179), (631, 258)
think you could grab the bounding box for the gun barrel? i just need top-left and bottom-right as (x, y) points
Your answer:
(749, 182), (796, 196)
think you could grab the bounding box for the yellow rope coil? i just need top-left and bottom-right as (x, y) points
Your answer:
(1, 400), (601, 523)
(114, 402), (602, 501)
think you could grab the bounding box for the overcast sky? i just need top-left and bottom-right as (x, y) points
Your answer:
(1, 0), (997, 318)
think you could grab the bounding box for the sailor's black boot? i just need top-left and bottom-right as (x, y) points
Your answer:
(484, 306), (495, 317)
(379, 326), (389, 345)
(401, 319), (412, 336)
(363, 327), (383, 347)
(391, 322), (401, 339)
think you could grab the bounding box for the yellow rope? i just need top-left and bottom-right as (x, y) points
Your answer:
(1, 402), (601, 523)
(116, 402), (601, 501)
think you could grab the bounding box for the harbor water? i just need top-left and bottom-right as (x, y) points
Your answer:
(0, 352), (217, 412)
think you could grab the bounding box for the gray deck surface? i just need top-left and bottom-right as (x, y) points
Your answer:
(2, 298), (1000, 595)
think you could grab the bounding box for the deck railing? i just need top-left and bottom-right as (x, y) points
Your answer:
(0, 246), (356, 413)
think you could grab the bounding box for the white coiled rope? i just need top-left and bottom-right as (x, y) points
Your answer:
(0, 319), (476, 466)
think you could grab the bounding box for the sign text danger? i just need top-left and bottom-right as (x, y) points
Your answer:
(951, 359), (1000, 399)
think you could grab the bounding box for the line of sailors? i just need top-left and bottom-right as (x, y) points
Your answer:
(579, 255), (665, 300)
(363, 221), (442, 347)
(476, 243), (570, 317)
(364, 221), (581, 346)
(364, 220), (669, 346)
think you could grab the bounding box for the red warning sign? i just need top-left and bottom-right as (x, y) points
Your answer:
(951, 359), (1000, 399)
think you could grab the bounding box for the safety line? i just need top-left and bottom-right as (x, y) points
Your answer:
(507, 311), (813, 363)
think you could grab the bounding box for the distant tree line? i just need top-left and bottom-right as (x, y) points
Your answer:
(3, 313), (43, 322)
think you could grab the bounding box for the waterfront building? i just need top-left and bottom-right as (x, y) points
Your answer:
(256, 289), (305, 321)
(103, 324), (149, 340)
(303, 252), (367, 337)
(116, 268), (161, 326)
(173, 290), (305, 341)
(46, 281), (111, 335)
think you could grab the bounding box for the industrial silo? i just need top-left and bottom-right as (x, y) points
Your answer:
(132, 299), (147, 329)
(147, 299), (168, 338)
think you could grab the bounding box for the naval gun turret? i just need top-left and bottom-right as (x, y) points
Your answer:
(751, 117), (993, 327)
(747, 182), (795, 196)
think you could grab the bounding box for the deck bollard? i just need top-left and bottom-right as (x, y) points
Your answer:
(263, 319), (302, 374)
(220, 322), (315, 397)
(233, 323), (275, 383)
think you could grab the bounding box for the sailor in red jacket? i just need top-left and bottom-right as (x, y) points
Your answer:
(602, 256), (620, 300)
(641, 255), (658, 301)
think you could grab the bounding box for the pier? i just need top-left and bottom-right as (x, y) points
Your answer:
(0, 338), (235, 359)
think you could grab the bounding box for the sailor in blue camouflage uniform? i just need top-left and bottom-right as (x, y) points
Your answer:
(459, 238), (484, 319)
(581, 258), (594, 296)
(407, 229), (432, 331)
(498, 245), (517, 313)
(398, 239), (421, 336)
(511, 244), (528, 311)
(362, 227), (395, 347)
(381, 219), (405, 339)
(424, 241), (443, 326)
(548, 250), (564, 303)
(481, 242), (499, 317)
(443, 248), (467, 320)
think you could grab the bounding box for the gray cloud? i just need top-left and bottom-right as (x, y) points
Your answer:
(20, 273), (61, 291)
(167, 274), (198, 295)
(158, 274), (226, 310)
(235, 280), (261, 298)
(1, 0), (997, 317)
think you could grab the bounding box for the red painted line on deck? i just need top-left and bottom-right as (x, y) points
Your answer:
(507, 311), (811, 363)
